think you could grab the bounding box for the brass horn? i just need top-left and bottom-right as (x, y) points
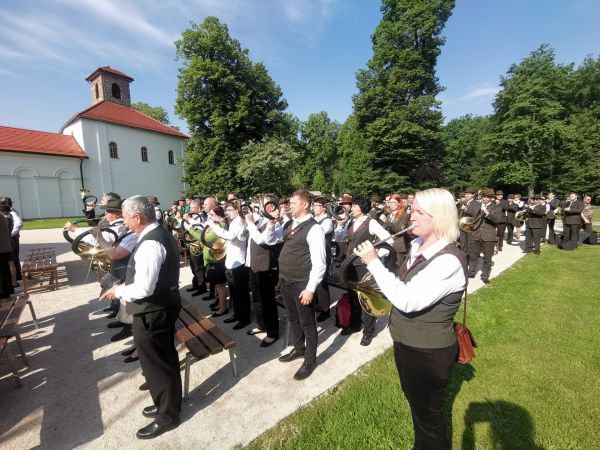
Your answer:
(80, 188), (98, 206)
(71, 228), (119, 272)
(63, 218), (102, 243)
(458, 211), (484, 233)
(201, 224), (227, 261)
(325, 202), (347, 221)
(335, 225), (416, 317)
(183, 224), (204, 256)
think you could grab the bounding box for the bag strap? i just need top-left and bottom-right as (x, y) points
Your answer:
(435, 244), (469, 326)
(462, 288), (468, 327)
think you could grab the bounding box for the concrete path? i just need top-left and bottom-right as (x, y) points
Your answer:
(0, 228), (527, 449)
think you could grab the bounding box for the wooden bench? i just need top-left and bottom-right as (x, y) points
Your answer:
(21, 247), (59, 294)
(0, 294), (39, 387)
(175, 299), (237, 400)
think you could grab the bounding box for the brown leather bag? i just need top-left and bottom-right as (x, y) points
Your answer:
(455, 290), (477, 364)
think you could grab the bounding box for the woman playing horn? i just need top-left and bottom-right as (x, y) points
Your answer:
(353, 188), (467, 450)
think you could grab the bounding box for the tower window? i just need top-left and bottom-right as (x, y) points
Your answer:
(168, 150), (174, 165)
(95, 83), (99, 99)
(109, 142), (118, 159)
(111, 83), (121, 99)
(141, 146), (149, 162)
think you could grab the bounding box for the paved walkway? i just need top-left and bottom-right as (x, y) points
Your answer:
(0, 228), (527, 449)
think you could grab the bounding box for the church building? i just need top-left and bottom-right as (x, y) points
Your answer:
(0, 66), (188, 219)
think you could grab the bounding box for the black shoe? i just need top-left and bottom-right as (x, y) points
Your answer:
(223, 316), (239, 324)
(107, 321), (126, 329)
(279, 348), (305, 362)
(360, 335), (373, 346)
(294, 362), (317, 380)
(105, 311), (118, 319)
(260, 337), (278, 347)
(211, 309), (229, 317)
(136, 419), (180, 439)
(142, 405), (159, 418)
(232, 320), (250, 330)
(139, 382), (149, 391)
(203, 294), (215, 301)
(111, 327), (132, 342)
(121, 348), (136, 357)
(186, 286), (199, 292)
(247, 327), (265, 336)
(103, 306), (115, 313)
(534, 250), (541, 255)
(481, 277), (490, 284)
(316, 311), (331, 322)
(210, 306), (220, 311)
(191, 290), (205, 297)
(209, 301), (219, 308)
(124, 355), (139, 363)
(340, 328), (356, 336)
(468, 274), (476, 279)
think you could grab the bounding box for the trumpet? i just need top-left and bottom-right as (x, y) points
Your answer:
(335, 225), (416, 317)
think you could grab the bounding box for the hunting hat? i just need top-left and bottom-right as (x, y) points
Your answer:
(0, 203), (10, 212)
(481, 188), (495, 197)
(464, 187), (476, 194)
(313, 196), (327, 206)
(339, 193), (353, 205)
(147, 196), (160, 205)
(100, 198), (123, 212)
(495, 190), (504, 195)
(0, 196), (13, 205)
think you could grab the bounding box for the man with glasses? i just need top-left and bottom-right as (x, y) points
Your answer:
(313, 197), (334, 322)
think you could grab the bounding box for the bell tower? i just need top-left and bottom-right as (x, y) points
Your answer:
(85, 66), (134, 107)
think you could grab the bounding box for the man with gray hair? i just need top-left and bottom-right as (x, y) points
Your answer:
(101, 195), (182, 439)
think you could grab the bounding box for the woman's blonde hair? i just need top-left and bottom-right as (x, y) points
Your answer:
(415, 188), (459, 242)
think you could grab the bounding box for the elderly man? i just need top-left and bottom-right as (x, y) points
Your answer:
(184, 199), (207, 297)
(101, 196), (182, 439)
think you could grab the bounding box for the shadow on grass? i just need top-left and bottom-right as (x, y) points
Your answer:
(461, 400), (544, 450)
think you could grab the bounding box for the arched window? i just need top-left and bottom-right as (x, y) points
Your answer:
(95, 83), (99, 99)
(168, 150), (174, 165)
(111, 83), (121, 99)
(141, 146), (149, 162)
(109, 142), (118, 159)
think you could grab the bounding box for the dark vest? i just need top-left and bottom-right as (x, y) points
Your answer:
(278, 218), (317, 283)
(389, 244), (466, 348)
(125, 225), (181, 315)
(346, 218), (373, 266)
(249, 222), (275, 273)
(110, 229), (134, 282)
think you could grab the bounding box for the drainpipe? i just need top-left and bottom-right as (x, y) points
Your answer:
(79, 157), (85, 190)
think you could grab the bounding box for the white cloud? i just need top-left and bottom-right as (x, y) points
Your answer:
(461, 83), (501, 101)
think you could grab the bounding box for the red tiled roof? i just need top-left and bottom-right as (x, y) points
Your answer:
(85, 66), (134, 82)
(0, 126), (88, 158)
(61, 101), (189, 138)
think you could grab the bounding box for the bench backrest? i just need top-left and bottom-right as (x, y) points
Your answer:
(0, 295), (30, 337)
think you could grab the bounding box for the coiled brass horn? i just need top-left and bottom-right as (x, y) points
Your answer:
(459, 211), (484, 233)
(183, 224), (204, 256)
(201, 224), (227, 261)
(514, 208), (530, 225)
(71, 228), (119, 272)
(63, 218), (102, 243)
(80, 188), (98, 206)
(335, 225), (415, 317)
(325, 202), (347, 221)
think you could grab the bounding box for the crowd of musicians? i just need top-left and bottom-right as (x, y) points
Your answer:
(1, 187), (594, 445)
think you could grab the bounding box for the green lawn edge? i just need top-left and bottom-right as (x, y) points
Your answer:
(247, 244), (600, 450)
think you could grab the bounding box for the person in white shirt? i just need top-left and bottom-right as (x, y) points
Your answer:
(183, 200), (208, 297)
(334, 197), (392, 346)
(100, 195), (182, 439)
(0, 197), (22, 285)
(273, 190), (326, 381)
(354, 188), (466, 450)
(312, 197), (334, 322)
(209, 202), (251, 330)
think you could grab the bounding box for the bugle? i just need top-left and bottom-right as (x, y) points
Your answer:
(71, 227), (120, 272)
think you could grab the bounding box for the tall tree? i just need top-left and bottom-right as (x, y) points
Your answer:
(441, 115), (491, 193)
(297, 112), (339, 192)
(174, 17), (289, 194)
(132, 102), (170, 124)
(353, 0), (455, 192)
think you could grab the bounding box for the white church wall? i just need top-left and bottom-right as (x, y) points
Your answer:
(68, 118), (186, 205)
(0, 152), (83, 218)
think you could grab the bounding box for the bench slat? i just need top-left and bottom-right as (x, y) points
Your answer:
(0, 296), (29, 337)
(181, 302), (236, 350)
(178, 308), (224, 355)
(175, 320), (211, 360)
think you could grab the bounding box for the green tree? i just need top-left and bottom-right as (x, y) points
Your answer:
(441, 115), (491, 193)
(132, 101), (170, 124)
(353, 0), (455, 191)
(237, 137), (298, 194)
(297, 112), (339, 192)
(484, 45), (572, 196)
(174, 17), (289, 194)
(333, 115), (381, 196)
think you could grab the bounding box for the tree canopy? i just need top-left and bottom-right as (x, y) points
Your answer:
(132, 102), (170, 124)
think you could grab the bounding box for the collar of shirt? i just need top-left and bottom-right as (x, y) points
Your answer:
(137, 222), (159, 240)
(409, 237), (450, 262)
(109, 218), (124, 225)
(292, 213), (312, 228)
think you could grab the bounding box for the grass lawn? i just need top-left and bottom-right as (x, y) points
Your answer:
(248, 244), (600, 449)
(23, 217), (87, 230)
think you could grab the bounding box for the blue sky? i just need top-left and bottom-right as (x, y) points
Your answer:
(1, 0), (599, 134)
